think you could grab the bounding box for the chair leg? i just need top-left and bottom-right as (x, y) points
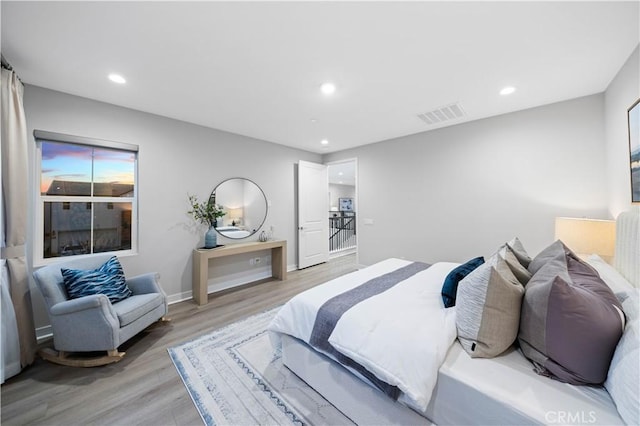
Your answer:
(39, 347), (125, 367)
(144, 316), (172, 331)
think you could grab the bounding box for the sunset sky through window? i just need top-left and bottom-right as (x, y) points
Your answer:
(40, 141), (135, 195)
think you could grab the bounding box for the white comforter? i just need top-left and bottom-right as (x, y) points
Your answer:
(268, 258), (459, 412)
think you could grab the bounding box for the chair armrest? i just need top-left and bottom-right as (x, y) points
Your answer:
(50, 294), (113, 316)
(47, 294), (120, 352)
(127, 272), (162, 295)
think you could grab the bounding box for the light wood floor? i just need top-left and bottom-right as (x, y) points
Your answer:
(1, 254), (358, 426)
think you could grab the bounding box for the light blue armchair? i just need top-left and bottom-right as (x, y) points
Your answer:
(33, 254), (168, 366)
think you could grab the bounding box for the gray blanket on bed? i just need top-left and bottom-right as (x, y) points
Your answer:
(309, 261), (431, 399)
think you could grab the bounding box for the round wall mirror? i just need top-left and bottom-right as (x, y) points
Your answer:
(210, 178), (268, 239)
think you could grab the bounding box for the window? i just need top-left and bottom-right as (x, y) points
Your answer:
(34, 130), (138, 262)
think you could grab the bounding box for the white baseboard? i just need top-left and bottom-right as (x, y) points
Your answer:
(167, 263), (298, 305)
(330, 247), (357, 259)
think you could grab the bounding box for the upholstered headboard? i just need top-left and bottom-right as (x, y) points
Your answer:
(614, 207), (640, 287)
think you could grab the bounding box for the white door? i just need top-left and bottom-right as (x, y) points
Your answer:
(298, 160), (329, 269)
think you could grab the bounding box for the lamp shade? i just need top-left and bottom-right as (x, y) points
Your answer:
(227, 208), (243, 224)
(554, 217), (616, 261)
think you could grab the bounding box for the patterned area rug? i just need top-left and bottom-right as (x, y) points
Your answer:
(168, 308), (353, 426)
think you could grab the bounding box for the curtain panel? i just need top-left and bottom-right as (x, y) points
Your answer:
(1, 67), (37, 378)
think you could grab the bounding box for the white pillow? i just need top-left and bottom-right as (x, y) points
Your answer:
(604, 289), (639, 426)
(586, 255), (635, 299)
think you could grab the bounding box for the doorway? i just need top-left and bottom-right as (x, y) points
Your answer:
(327, 159), (357, 260)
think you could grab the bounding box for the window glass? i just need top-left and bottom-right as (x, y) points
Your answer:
(40, 141), (92, 196)
(44, 201), (92, 257)
(93, 148), (135, 197)
(93, 202), (132, 253)
(36, 132), (137, 261)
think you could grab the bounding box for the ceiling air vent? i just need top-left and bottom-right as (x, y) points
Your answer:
(417, 103), (465, 125)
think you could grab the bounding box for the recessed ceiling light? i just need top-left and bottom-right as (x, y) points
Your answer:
(500, 86), (516, 96)
(338, 172), (343, 176)
(108, 73), (126, 84)
(310, 118), (317, 123)
(320, 82), (336, 95)
(321, 139), (329, 145)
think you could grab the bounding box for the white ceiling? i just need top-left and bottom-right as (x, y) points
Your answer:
(2, 1), (639, 154)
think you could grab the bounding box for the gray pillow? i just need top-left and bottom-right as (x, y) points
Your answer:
(527, 239), (568, 274)
(456, 255), (525, 358)
(518, 248), (624, 385)
(498, 245), (532, 285)
(507, 237), (531, 268)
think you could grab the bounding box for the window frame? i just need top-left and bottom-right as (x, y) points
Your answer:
(33, 130), (139, 266)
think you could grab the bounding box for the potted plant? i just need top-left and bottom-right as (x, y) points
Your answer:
(188, 194), (226, 248)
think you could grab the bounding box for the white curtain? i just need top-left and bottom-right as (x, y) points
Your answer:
(1, 66), (37, 382)
(1, 259), (20, 383)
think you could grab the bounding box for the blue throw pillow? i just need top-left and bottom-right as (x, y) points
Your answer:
(442, 256), (485, 308)
(61, 256), (132, 303)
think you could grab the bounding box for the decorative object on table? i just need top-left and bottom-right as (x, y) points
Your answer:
(187, 194), (226, 249)
(168, 308), (352, 426)
(258, 230), (268, 242)
(628, 98), (640, 203)
(204, 227), (217, 249)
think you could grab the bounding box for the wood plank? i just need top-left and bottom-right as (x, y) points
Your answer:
(194, 239), (285, 258)
(0, 254), (357, 426)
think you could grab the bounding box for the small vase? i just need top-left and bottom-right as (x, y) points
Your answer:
(259, 230), (268, 242)
(204, 226), (217, 249)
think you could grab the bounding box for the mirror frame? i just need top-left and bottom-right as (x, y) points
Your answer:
(210, 177), (268, 239)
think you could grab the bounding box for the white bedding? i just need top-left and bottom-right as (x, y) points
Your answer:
(268, 258), (459, 412)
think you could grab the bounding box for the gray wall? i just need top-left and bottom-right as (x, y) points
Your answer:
(324, 94), (609, 266)
(24, 46), (638, 333)
(24, 85), (320, 331)
(605, 45), (639, 217)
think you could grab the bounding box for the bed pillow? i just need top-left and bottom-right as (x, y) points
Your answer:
(605, 289), (639, 426)
(498, 245), (532, 285)
(507, 237), (531, 268)
(586, 254), (636, 300)
(518, 250), (624, 385)
(61, 256), (132, 303)
(456, 255), (525, 358)
(441, 256), (484, 308)
(527, 239), (570, 275)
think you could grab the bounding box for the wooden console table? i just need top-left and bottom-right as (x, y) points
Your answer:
(192, 240), (287, 306)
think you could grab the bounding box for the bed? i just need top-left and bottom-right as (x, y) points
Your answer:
(268, 208), (639, 425)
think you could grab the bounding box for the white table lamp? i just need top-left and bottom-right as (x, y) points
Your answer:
(554, 217), (616, 263)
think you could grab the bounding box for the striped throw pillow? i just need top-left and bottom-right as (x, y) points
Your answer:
(456, 254), (525, 358)
(61, 256), (132, 303)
